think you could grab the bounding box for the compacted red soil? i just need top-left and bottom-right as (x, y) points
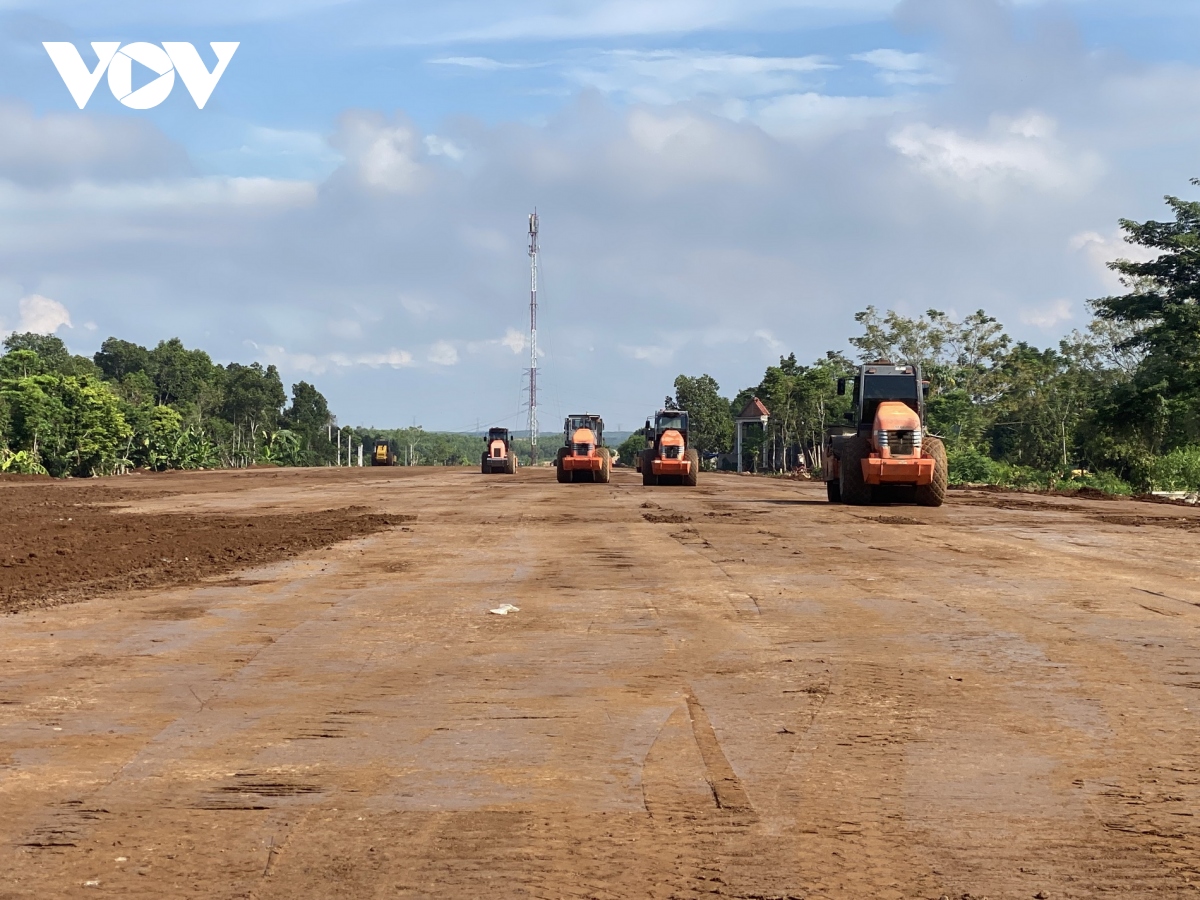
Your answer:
(4, 466), (1200, 899)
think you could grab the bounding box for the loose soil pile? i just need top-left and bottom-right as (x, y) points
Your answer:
(0, 482), (396, 614)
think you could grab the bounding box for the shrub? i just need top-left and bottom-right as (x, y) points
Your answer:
(1057, 469), (1133, 496)
(1149, 446), (1200, 492)
(0, 447), (48, 475)
(947, 446), (1004, 484)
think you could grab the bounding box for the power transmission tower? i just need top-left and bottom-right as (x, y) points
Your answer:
(527, 210), (539, 466)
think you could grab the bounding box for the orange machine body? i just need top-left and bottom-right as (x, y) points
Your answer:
(488, 438), (507, 460)
(560, 427), (605, 472)
(860, 401), (934, 486)
(651, 428), (692, 476)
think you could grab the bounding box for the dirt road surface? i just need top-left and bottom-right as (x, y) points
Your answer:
(4, 467), (1200, 899)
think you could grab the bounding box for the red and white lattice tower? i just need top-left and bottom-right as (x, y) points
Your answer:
(527, 211), (539, 466)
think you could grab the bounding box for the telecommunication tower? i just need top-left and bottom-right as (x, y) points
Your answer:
(527, 211), (539, 466)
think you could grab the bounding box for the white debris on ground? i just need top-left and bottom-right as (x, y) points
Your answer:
(1152, 491), (1200, 504)
(489, 603), (520, 616)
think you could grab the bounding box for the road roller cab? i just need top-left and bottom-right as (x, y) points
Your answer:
(823, 361), (947, 506)
(556, 414), (612, 483)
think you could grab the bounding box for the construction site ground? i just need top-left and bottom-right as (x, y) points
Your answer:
(3, 466), (1200, 899)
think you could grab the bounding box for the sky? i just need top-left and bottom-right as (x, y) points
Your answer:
(2, 0), (1200, 432)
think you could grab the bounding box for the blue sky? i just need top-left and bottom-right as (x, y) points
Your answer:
(2, 0), (1200, 431)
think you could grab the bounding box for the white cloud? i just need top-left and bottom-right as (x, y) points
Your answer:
(427, 340), (459, 365)
(619, 342), (677, 364)
(888, 113), (1104, 198)
(207, 125), (343, 181)
(0, 177), (315, 217)
(332, 112), (426, 193)
(424, 134), (465, 161)
(501, 328), (527, 353)
(466, 328), (530, 355)
(16, 295), (72, 334)
(1019, 299), (1073, 329)
(751, 91), (912, 140)
(262, 345), (415, 375)
(1069, 229), (1158, 293)
(622, 108), (771, 184)
(0, 101), (189, 187)
(852, 48), (949, 86)
(428, 56), (536, 70)
(755, 328), (785, 352)
(566, 49), (833, 105)
(355, 349), (416, 368)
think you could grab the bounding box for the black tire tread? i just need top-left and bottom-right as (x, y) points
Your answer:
(641, 449), (657, 486)
(915, 435), (948, 507)
(839, 433), (873, 505)
(683, 448), (699, 486)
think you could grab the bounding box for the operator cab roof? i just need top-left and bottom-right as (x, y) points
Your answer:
(863, 363), (917, 376)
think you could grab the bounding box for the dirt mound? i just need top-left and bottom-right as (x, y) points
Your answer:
(643, 512), (690, 524)
(0, 488), (396, 614)
(952, 483), (1122, 502)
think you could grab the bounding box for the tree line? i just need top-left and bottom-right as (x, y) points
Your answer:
(622, 184), (1200, 494)
(0, 333), (339, 476)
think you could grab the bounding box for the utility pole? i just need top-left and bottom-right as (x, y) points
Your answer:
(527, 210), (539, 467)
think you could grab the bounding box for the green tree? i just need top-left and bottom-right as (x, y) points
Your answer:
(258, 428), (302, 467)
(673, 373), (733, 456)
(0, 349), (45, 380)
(150, 338), (218, 409)
(221, 362), (287, 466)
(95, 337), (154, 381)
(1091, 181), (1200, 459)
(282, 381), (335, 465)
(3, 337), (345, 477)
(617, 430), (646, 467)
(732, 352), (852, 472)
(0, 369), (131, 476)
(140, 405), (185, 470)
(850, 307), (1011, 447)
(3, 333), (73, 371)
(3, 333), (100, 378)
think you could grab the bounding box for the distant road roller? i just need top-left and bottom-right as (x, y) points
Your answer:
(556, 414), (612, 483)
(481, 427), (517, 474)
(641, 409), (698, 486)
(371, 439), (397, 466)
(823, 361), (947, 506)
